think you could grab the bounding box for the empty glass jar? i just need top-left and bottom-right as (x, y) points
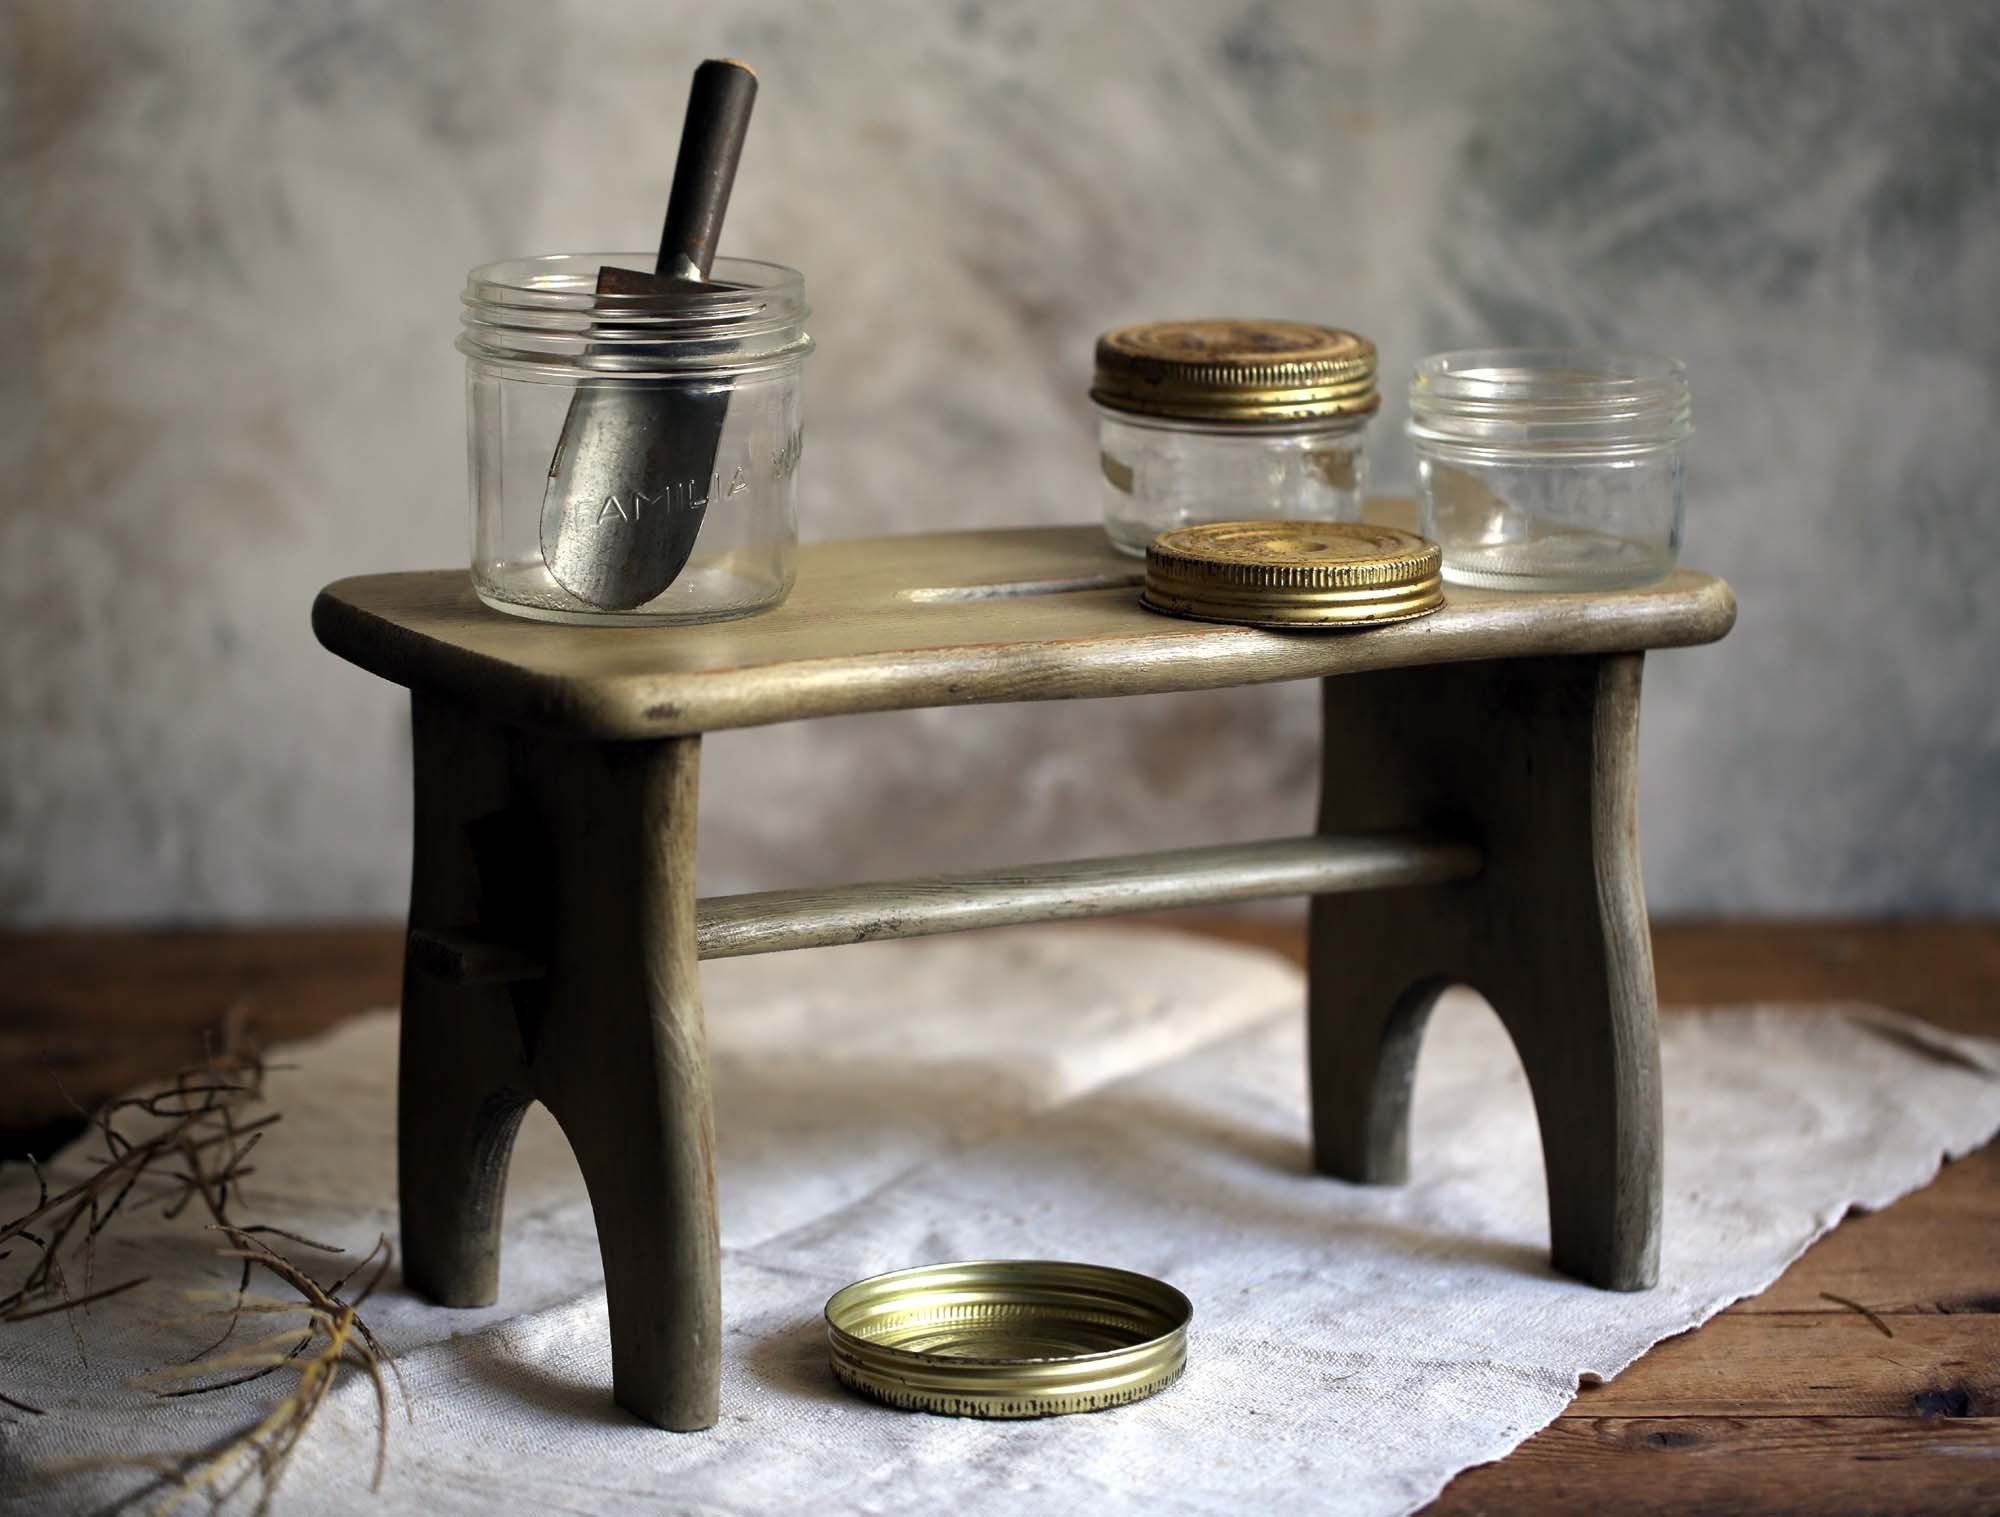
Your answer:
(1408, 349), (1691, 591)
(1092, 320), (1380, 557)
(459, 254), (812, 625)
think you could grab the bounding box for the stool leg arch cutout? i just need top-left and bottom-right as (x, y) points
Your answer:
(1307, 655), (1663, 1291)
(397, 697), (722, 1430)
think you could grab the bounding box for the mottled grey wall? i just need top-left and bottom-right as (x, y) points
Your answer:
(4, 0), (1996, 924)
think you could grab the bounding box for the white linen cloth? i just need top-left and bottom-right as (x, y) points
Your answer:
(4, 925), (1998, 1516)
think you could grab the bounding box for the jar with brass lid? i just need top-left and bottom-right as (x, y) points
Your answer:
(1091, 319), (1380, 556)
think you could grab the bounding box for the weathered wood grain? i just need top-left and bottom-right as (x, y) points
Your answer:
(1570, 1313), (2000, 1418)
(1432, 1417), (2000, 1516)
(310, 524), (1736, 739)
(1729, 1142), (2000, 1317)
(693, 832), (1482, 959)
(402, 834), (1484, 976)
(1653, 920), (2000, 1043)
(0, 929), (402, 1142)
(391, 697), (721, 1431)
(519, 721), (720, 1432)
(397, 696), (532, 1310)
(1307, 655), (1663, 1290)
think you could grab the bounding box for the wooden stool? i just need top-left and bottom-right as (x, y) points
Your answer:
(313, 521), (1736, 1431)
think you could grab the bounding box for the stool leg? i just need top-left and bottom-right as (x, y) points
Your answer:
(1308, 965), (1454, 1187)
(399, 697), (534, 1307)
(398, 992), (531, 1305)
(1308, 655), (1662, 1290)
(523, 732), (719, 1432)
(1476, 654), (1660, 1290)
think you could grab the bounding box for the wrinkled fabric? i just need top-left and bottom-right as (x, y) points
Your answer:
(4, 926), (1997, 1516)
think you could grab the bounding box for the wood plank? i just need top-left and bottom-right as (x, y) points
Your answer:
(1567, 1313), (2000, 1418)
(1652, 920), (2000, 1042)
(0, 926), (401, 1145)
(1185, 917), (2000, 1040)
(1729, 1143), (2000, 1316)
(1430, 1418), (2000, 1516)
(310, 526), (1735, 739)
(694, 832), (1481, 959)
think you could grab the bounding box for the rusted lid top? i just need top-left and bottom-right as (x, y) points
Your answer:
(1093, 319), (1378, 424)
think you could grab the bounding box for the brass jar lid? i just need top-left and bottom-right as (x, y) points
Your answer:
(825, 1259), (1190, 1419)
(1092, 319), (1379, 424)
(1142, 520), (1444, 628)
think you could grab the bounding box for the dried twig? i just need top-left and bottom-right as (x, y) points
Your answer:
(2, 1033), (402, 1512)
(1, 1044), (272, 1327)
(1819, 1290), (1895, 1338)
(2, 1275), (148, 1323)
(97, 1228), (405, 1514)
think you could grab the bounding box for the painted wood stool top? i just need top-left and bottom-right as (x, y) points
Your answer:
(313, 518), (1736, 1431)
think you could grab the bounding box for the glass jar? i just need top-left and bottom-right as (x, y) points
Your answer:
(1091, 320), (1379, 557)
(459, 254), (812, 625)
(1408, 349), (1691, 591)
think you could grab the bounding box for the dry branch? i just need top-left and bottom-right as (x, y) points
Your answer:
(2, 1035), (402, 1513)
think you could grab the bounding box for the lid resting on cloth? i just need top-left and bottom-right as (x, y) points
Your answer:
(825, 1259), (1190, 1419)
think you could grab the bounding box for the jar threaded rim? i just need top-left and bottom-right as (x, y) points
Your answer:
(1407, 348), (1690, 462)
(459, 253), (812, 379)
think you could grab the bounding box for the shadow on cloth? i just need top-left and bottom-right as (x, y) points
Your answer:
(447, 1314), (640, 1431)
(1068, 1084), (1558, 1283)
(742, 1312), (855, 1409)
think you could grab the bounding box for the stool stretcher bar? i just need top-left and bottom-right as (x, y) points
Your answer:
(407, 831), (1483, 983)
(692, 832), (1483, 959)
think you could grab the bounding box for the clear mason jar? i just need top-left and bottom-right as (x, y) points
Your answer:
(1408, 349), (1691, 591)
(1091, 320), (1379, 558)
(459, 254), (812, 625)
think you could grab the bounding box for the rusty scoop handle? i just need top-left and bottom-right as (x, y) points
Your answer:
(538, 58), (758, 611)
(657, 59), (758, 283)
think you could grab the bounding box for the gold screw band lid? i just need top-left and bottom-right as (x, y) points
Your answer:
(1142, 520), (1444, 628)
(1092, 319), (1380, 424)
(826, 1259), (1190, 1419)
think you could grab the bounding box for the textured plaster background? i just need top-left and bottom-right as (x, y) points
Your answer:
(3, 0), (1997, 924)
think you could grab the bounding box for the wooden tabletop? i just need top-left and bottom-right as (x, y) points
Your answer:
(313, 528), (1736, 738)
(2, 918), (1991, 1511)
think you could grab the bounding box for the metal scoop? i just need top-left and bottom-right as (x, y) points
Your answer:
(542, 59), (758, 611)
